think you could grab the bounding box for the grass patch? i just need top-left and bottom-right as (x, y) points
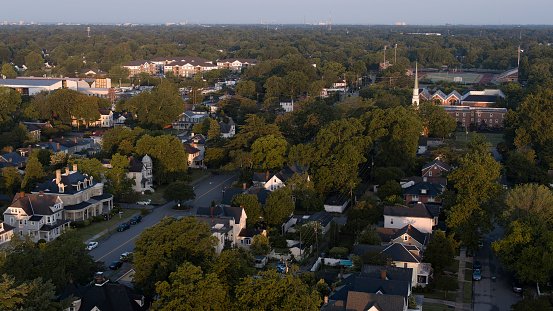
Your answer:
(75, 209), (138, 242)
(189, 169), (212, 184)
(423, 302), (455, 311)
(464, 269), (473, 281)
(423, 291), (457, 302)
(445, 260), (460, 274)
(141, 185), (167, 204)
(465, 262), (472, 269)
(455, 131), (504, 147)
(463, 281), (472, 303)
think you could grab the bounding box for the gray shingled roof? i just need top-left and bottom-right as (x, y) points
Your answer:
(10, 193), (59, 216)
(381, 243), (421, 263)
(384, 202), (439, 219)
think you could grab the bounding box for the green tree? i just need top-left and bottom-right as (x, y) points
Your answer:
(444, 137), (503, 251)
(343, 200), (381, 235)
(192, 118), (211, 136)
(21, 156), (44, 192)
(72, 158), (105, 181)
(0, 167), (22, 200)
(1, 63), (17, 79)
(185, 76), (207, 106)
(49, 152), (67, 168)
(108, 66), (130, 85)
(46, 88), (82, 123)
(119, 177), (139, 208)
(0, 86), (21, 123)
(378, 180), (403, 201)
(135, 134), (189, 184)
(235, 80), (256, 98)
(263, 188), (295, 226)
(133, 217), (217, 296)
(423, 230), (459, 274)
(32, 149), (52, 167)
(251, 135), (288, 172)
(210, 248), (255, 298)
(355, 228), (382, 245)
(153, 262), (227, 311)
(231, 193), (262, 227)
(250, 234), (271, 256)
(417, 102), (456, 138)
(207, 118), (221, 140)
(24, 51), (43, 70)
(235, 270), (322, 310)
(511, 296), (553, 311)
(163, 181), (196, 205)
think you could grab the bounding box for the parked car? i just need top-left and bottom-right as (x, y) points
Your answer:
(120, 252), (133, 261)
(86, 241), (98, 251)
(137, 199), (151, 205)
(109, 261), (123, 270)
(513, 280), (523, 293)
(473, 261), (482, 270)
(473, 269), (482, 281)
(130, 215), (142, 224)
(117, 222), (130, 232)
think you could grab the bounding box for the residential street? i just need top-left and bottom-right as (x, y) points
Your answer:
(473, 225), (521, 311)
(89, 173), (237, 266)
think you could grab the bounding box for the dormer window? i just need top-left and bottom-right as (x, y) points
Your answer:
(420, 189), (427, 194)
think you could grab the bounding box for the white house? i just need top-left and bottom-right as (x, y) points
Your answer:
(0, 220), (15, 245)
(252, 163), (309, 191)
(126, 155), (154, 193)
(324, 194), (349, 213)
(4, 192), (70, 242)
(383, 202), (439, 234)
(280, 100), (294, 113)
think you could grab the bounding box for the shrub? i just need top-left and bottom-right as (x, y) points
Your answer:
(112, 206), (122, 213)
(92, 215), (104, 222)
(71, 220), (85, 228)
(140, 208), (150, 216)
(83, 219), (91, 227)
(144, 190), (152, 195)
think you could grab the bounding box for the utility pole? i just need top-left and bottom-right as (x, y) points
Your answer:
(394, 44), (397, 64)
(518, 45), (521, 67)
(329, 11), (332, 31)
(315, 225), (319, 258)
(383, 45), (387, 64)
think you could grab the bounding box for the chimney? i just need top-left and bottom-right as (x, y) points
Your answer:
(423, 177), (427, 182)
(210, 206), (214, 217)
(49, 138), (52, 142)
(57, 143), (60, 151)
(409, 237), (412, 245)
(324, 296), (328, 304)
(20, 191), (24, 198)
(243, 183), (246, 190)
(332, 283), (336, 291)
(381, 270), (387, 280)
(387, 258), (392, 267)
(56, 169), (61, 183)
(8, 158), (11, 162)
(73, 164), (77, 171)
(95, 272), (104, 285)
(39, 190), (44, 196)
(65, 167), (70, 175)
(74, 138), (77, 143)
(266, 171), (269, 181)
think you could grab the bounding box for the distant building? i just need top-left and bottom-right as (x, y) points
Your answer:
(126, 155), (154, 193)
(216, 58), (259, 71)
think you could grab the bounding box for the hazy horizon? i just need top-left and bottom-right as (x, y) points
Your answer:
(1, 0), (551, 26)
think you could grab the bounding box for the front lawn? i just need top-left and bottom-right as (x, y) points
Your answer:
(455, 131), (504, 147)
(422, 291), (457, 302)
(465, 269), (473, 282)
(140, 185), (167, 204)
(463, 281), (472, 303)
(75, 209), (138, 242)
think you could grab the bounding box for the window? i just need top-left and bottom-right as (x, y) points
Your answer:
(471, 118), (474, 122)
(429, 171), (433, 176)
(404, 263), (408, 268)
(412, 195), (419, 201)
(455, 112), (459, 116)
(428, 196), (435, 202)
(490, 113), (493, 117)
(404, 235), (408, 241)
(495, 119), (498, 123)
(478, 113), (481, 117)
(390, 218), (393, 224)
(462, 113), (465, 117)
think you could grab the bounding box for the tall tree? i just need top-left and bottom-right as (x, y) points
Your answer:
(263, 188), (295, 226)
(163, 181), (196, 205)
(417, 102), (456, 138)
(21, 156), (44, 192)
(135, 134), (189, 184)
(250, 234), (271, 256)
(231, 193), (262, 227)
(1, 63), (17, 79)
(0, 86), (21, 123)
(210, 248), (255, 299)
(153, 262), (227, 311)
(0, 167), (22, 200)
(423, 230), (459, 274)
(251, 135), (288, 172)
(133, 217), (217, 297)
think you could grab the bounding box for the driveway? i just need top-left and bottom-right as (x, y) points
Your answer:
(473, 225), (521, 311)
(89, 173), (237, 266)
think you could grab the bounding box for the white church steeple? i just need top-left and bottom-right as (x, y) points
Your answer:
(412, 62), (420, 106)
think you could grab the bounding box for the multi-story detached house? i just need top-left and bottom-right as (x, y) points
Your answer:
(3, 192), (71, 242)
(33, 165), (113, 221)
(0, 220), (16, 245)
(216, 58), (259, 71)
(127, 155), (154, 193)
(252, 163), (309, 191)
(383, 202), (439, 234)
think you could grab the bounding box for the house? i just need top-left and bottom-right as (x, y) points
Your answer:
(383, 202), (439, 234)
(3, 192), (70, 242)
(324, 291), (407, 311)
(37, 141), (69, 154)
(0, 152), (27, 169)
(33, 165), (114, 221)
(163, 56), (217, 77)
(216, 58), (259, 71)
(324, 194), (349, 213)
(289, 242), (312, 261)
(376, 224), (432, 249)
(172, 110), (209, 130)
(422, 159), (451, 178)
(380, 243), (432, 287)
(0, 220), (16, 245)
(280, 100), (294, 113)
(126, 155), (154, 193)
(332, 79), (347, 89)
(23, 121), (52, 141)
(403, 179), (444, 204)
(219, 118), (236, 138)
(252, 163), (309, 191)
(122, 60), (151, 77)
(62, 273), (149, 311)
(193, 206), (264, 252)
(330, 275), (411, 307)
(81, 68), (107, 76)
(220, 186), (248, 207)
(360, 264), (414, 288)
(416, 137), (444, 155)
(184, 144), (204, 169)
(296, 211), (334, 234)
(96, 108), (114, 128)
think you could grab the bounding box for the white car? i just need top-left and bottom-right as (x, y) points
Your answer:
(86, 241), (98, 251)
(137, 199), (151, 205)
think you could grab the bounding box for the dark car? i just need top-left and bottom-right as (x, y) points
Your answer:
(513, 280), (523, 293)
(473, 261), (482, 270)
(130, 215), (142, 225)
(472, 269), (482, 281)
(117, 222), (130, 232)
(109, 261), (123, 270)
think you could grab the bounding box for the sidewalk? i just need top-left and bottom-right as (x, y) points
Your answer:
(455, 249), (472, 311)
(84, 211), (139, 244)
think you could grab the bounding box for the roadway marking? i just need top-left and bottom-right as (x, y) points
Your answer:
(193, 175), (236, 204)
(95, 232), (141, 262)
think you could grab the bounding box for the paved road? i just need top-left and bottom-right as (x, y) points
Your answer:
(89, 173), (237, 266)
(473, 225), (521, 311)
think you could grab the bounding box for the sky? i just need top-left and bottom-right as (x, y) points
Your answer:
(1, 0), (552, 25)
